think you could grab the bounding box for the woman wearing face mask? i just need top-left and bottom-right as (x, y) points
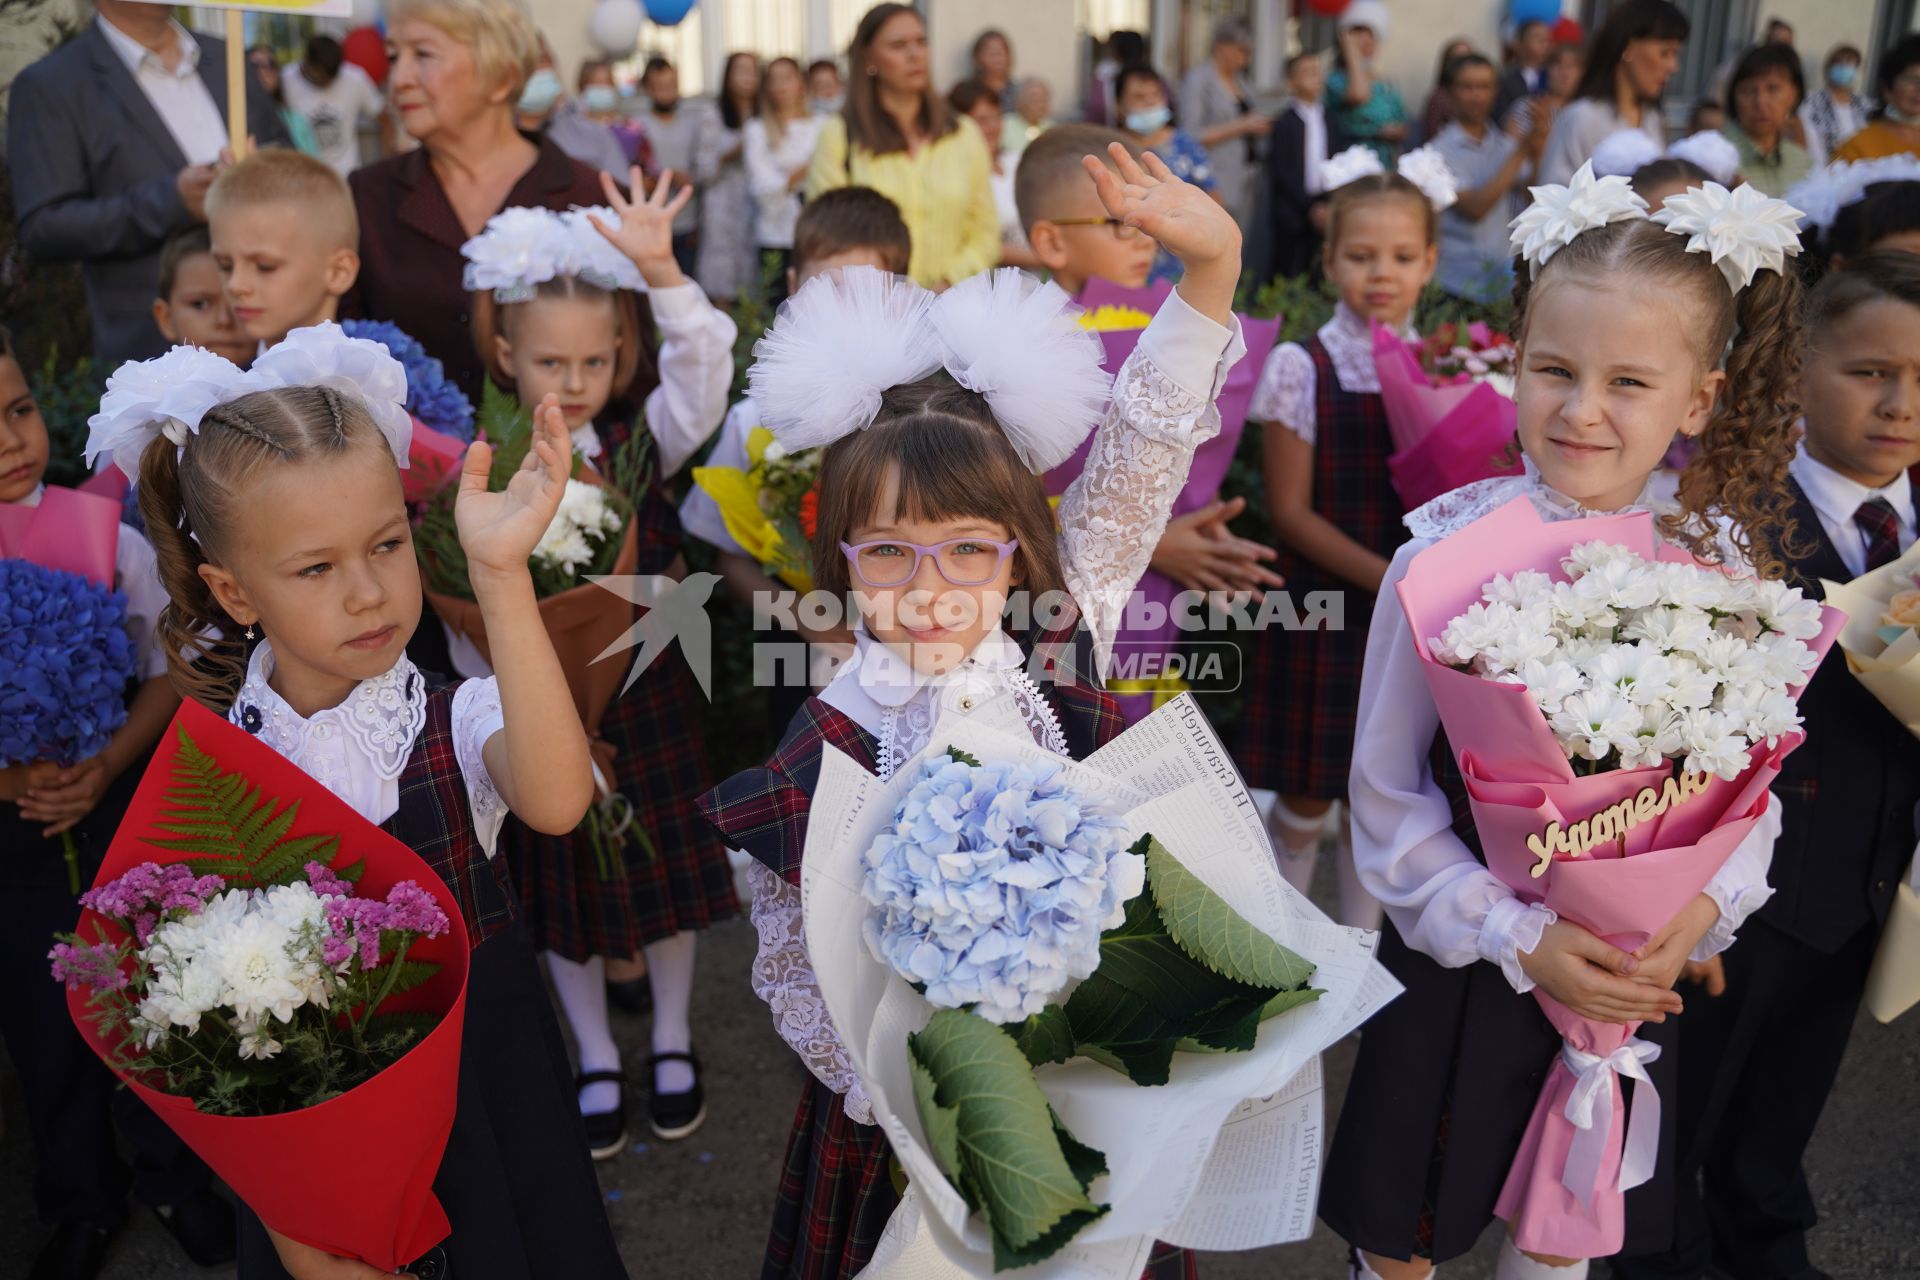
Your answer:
(1837, 35), (1920, 161)
(515, 40), (630, 176)
(1116, 65), (1221, 282)
(579, 59), (651, 169)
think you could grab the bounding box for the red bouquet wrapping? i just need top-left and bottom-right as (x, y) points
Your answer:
(64, 701), (470, 1270)
(405, 417), (470, 505)
(1395, 497), (1843, 1258)
(1372, 320), (1523, 511)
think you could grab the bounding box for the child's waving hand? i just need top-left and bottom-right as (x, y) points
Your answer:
(589, 165), (693, 288)
(456, 394), (572, 585)
(1082, 142), (1241, 325)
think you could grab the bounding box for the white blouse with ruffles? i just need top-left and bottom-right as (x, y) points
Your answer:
(1249, 300), (1417, 445)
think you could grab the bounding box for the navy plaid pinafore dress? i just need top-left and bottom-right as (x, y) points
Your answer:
(506, 415), (737, 963)
(234, 680), (626, 1279)
(1236, 336), (1407, 799)
(1318, 739), (1678, 1264)
(699, 624), (1195, 1280)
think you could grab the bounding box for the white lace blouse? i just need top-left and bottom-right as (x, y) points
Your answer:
(746, 288), (1247, 1121)
(1248, 301), (1417, 445)
(1351, 464), (1779, 994)
(230, 640), (509, 857)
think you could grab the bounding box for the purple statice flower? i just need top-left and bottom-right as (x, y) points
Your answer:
(48, 940), (129, 993)
(305, 861), (353, 898)
(323, 896), (387, 969)
(380, 881), (450, 939)
(80, 862), (226, 943)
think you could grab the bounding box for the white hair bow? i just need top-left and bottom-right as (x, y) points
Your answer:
(461, 204), (647, 301)
(1785, 155), (1920, 232)
(1508, 161), (1651, 273)
(746, 266), (1111, 473)
(1651, 181), (1804, 293)
(1322, 143), (1458, 210)
(85, 323), (414, 480)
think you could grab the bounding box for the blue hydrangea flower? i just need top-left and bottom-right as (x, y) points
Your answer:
(339, 319), (475, 443)
(860, 754), (1144, 1024)
(0, 561), (136, 767)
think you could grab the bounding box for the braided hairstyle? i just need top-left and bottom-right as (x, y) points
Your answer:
(137, 384), (383, 711)
(1510, 217), (1805, 579)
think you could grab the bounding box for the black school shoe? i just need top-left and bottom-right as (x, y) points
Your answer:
(29, 1223), (112, 1280)
(646, 1050), (706, 1141)
(153, 1187), (237, 1266)
(578, 1069), (629, 1161)
(606, 976), (653, 1017)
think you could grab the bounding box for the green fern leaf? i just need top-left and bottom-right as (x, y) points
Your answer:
(146, 727), (342, 887)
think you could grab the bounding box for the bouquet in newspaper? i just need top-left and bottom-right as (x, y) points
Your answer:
(689, 425), (819, 592)
(1398, 497), (1843, 1258)
(415, 386), (647, 870)
(1820, 541), (1920, 741)
(55, 701), (471, 1271)
(339, 319), (476, 504)
(1373, 319), (1524, 511)
(805, 696), (1399, 1278)
(1, 484), (137, 891)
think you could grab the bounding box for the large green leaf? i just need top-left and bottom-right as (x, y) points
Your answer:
(1012, 1005), (1076, 1067)
(143, 728), (341, 887)
(1144, 836), (1316, 990)
(908, 1009), (1108, 1268)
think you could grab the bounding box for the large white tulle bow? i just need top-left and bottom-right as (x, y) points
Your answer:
(85, 323), (414, 480)
(460, 204), (647, 300)
(746, 266), (1112, 473)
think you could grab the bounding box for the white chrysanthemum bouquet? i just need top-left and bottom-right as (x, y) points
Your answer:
(1397, 497), (1842, 1261)
(532, 477), (627, 577)
(804, 701), (1399, 1277)
(1429, 539), (1826, 779)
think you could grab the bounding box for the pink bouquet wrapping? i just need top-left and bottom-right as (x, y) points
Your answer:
(0, 483), (122, 588)
(1395, 497), (1844, 1258)
(1373, 321), (1523, 511)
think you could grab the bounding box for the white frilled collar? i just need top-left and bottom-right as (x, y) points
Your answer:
(1318, 301), (1417, 395)
(1405, 453), (1678, 543)
(230, 640), (428, 784)
(819, 624), (1026, 724)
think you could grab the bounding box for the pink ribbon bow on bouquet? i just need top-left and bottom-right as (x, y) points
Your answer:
(1395, 496), (1844, 1259)
(1372, 320), (1523, 511)
(0, 484), (122, 587)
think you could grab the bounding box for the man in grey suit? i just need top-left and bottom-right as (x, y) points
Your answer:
(7, 0), (290, 368)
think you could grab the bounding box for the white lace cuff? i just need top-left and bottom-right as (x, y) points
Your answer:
(1250, 342), (1316, 443)
(1478, 895), (1557, 994)
(746, 863), (874, 1124)
(449, 677), (508, 859)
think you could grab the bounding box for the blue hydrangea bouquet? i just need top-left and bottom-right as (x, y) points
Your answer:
(802, 696), (1402, 1277)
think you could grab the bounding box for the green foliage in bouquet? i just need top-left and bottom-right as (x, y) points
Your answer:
(150, 731), (361, 888)
(29, 348), (107, 489)
(906, 832), (1323, 1269)
(414, 383), (639, 600)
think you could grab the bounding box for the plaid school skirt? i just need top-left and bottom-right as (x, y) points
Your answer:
(1233, 578), (1379, 801)
(765, 1078), (1199, 1280)
(507, 642), (738, 962)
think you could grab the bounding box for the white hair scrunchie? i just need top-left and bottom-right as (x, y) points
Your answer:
(85, 322), (414, 480)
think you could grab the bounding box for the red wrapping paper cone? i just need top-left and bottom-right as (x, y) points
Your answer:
(0, 484), (122, 588)
(405, 419), (469, 505)
(66, 702), (470, 1271)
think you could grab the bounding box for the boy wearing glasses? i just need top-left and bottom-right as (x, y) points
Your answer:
(1016, 123), (1160, 295)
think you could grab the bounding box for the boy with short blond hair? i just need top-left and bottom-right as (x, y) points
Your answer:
(205, 149), (360, 347)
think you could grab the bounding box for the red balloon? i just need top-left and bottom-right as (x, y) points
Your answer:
(1551, 16), (1584, 43)
(343, 26), (389, 86)
(1305, 0), (1349, 15)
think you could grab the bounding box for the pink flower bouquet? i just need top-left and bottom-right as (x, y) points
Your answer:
(1396, 497), (1843, 1258)
(1372, 320), (1524, 511)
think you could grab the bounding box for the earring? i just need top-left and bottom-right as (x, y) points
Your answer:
(245, 623), (256, 641)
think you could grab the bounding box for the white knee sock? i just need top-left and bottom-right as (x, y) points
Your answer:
(1270, 796), (1331, 896)
(546, 952), (621, 1114)
(1333, 807), (1385, 932)
(1493, 1236), (1588, 1280)
(644, 932), (697, 1094)
(1350, 1250), (1434, 1280)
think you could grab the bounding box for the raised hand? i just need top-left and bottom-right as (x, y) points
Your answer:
(1082, 142), (1240, 323)
(455, 394), (572, 586)
(588, 165), (693, 288)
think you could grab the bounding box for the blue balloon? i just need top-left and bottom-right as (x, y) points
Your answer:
(1510, 0), (1561, 26)
(644, 0), (696, 24)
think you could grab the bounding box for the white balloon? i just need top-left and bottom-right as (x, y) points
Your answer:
(587, 0), (643, 57)
(348, 0), (382, 28)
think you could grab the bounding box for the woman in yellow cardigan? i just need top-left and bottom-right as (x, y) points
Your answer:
(806, 2), (1000, 289)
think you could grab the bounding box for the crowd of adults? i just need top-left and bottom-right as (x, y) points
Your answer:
(15, 0), (1920, 378)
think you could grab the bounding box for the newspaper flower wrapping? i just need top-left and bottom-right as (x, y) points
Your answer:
(61, 702), (471, 1271)
(1371, 320), (1523, 510)
(803, 697), (1402, 1278)
(1394, 497), (1843, 1259)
